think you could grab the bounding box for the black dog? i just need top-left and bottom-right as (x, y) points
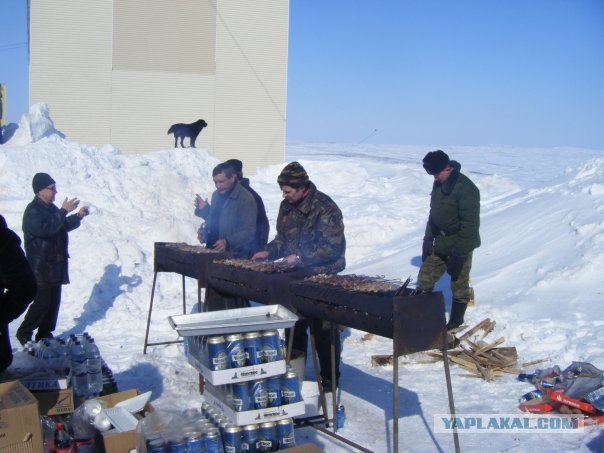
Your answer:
(167, 119), (208, 148)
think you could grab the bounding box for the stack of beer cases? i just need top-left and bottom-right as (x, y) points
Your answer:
(192, 328), (304, 451)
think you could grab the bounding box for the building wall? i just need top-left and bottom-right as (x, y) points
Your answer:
(29, 0), (288, 172)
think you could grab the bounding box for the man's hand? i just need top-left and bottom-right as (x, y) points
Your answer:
(252, 251), (269, 261)
(195, 194), (208, 210)
(422, 237), (434, 262)
(212, 239), (227, 252)
(61, 197), (80, 213)
(77, 206), (90, 218)
(447, 250), (467, 281)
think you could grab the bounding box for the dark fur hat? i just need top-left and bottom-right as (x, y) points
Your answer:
(422, 150), (450, 175)
(278, 161), (309, 187)
(32, 172), (56, 193)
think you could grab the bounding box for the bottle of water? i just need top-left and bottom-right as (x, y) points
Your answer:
(70, 340), (88, 403)
(38, 339), (62, 369)
(84, 339), (103, 398)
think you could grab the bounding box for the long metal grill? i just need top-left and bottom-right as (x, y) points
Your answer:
(154, 242), (223, 280)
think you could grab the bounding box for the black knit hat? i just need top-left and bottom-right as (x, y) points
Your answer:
(277, 161), (309, 187)
(32, 172), (56, 193)
(422, 150), (450, 175)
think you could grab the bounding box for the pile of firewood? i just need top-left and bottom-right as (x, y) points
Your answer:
(428, 318), (522, 381)
(371, 318), (541, 382)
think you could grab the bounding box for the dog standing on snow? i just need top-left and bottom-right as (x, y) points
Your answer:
(167, 119), (208, 148)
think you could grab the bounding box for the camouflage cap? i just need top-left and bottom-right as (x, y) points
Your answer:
(277, 161), (309, 186)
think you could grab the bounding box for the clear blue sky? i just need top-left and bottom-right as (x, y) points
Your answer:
(2, 0), (603, 148)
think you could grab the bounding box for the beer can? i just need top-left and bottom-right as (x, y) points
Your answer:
(223, 424), (242, 453)
(518, 390), (543, 403)
(336, 404), (346, 429)
(257, 421), (277, 453)
(201, 401), (212, 417)
(242, 424), (259, 453)
(276, 418), (296, 449)
(193, 418), (213, 434)
(226, 333), (247, 368)
(517, 373), (537, 383)
(244, 331), (263, 366)
(203, 427), (223, 453)
(207, 335), (228, 371)
(261, 330), (282, 363)
(232, 382), (251, 412)
(266, 376), (282, 408)
(216, 417), (230, 439)
(147, 438), (167, 453)
(250, 379), (268, 410)
(166, 436), (187, 453)
(184, 430), (204, 453)
(281, 369), (300, 404)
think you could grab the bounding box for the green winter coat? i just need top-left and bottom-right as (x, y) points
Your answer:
(265, 182), (346, 274)
(425, 161), (481, 256)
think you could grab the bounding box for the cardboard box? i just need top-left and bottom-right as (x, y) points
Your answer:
(96, 389), (153, 453)
(32, 387), (74, 415)
(188, 353), (286, 385)
(204, 384), (305, 425)
(0, 381), (44, 453)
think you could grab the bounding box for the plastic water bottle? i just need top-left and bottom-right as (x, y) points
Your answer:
(70, 340), (88, 402)
(84, 339), (103, 398)
(38, 339), (62, 370)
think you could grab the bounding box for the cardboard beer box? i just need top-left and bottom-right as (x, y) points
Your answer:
(0, 381), (44, 453)
(32, 387), (75, 416)
(96, 389), (154, 453)
(204, 383), (305, 426)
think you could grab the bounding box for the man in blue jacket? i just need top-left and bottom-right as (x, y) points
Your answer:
(16, 173), (89, 344)
(194, 162), (257, 310)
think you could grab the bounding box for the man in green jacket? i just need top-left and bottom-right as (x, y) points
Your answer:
(418, 150), (481, 330)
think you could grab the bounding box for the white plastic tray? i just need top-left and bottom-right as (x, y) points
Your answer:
(169, 304), (298, 337)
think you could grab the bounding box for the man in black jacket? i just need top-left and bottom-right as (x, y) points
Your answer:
(0, 215), (37, 373)
(16, 173), (89, 344)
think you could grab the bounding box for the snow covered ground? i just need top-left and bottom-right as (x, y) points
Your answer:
(1, 105), (603, 452)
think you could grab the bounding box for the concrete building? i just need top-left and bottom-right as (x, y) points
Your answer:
(29, 0), (289, 172)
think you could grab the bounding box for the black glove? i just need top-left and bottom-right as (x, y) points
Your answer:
(421, 237), (434, 262)
(446, 250), (467, 282)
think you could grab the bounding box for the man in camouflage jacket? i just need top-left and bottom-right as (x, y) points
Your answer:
(418, 150), (481, 330)
(253, 161), (346, 391)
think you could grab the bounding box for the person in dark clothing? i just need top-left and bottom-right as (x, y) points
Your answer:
(252, 161), (346, 392)
(194, 163), (257, 310)
(16, 173), (90, 345)
(225, 159), (270, 253)
(417, 150), (481, 330)
(0, 214), (37, 373)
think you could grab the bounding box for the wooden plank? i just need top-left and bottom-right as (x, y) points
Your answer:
(458, 318), (492, 342)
